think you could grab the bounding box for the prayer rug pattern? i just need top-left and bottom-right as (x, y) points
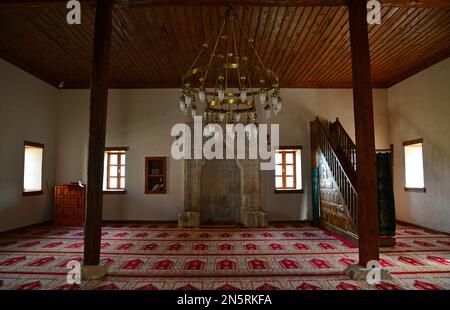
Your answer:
(0, 223), (449, 290)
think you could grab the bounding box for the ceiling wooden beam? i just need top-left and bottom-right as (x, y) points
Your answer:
(1, 0), (450, 8)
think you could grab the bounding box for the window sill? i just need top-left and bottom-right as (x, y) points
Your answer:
(274, 189), (304, 194)
(103, 190), (127, 195)
(23, 190), (43, 196)
(405, 187), (426, 193)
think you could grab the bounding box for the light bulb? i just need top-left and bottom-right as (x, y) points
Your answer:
(235, 113), (241, 122)
(219, 113), (225, 122)
(185, 95), (192, 108)
(218, 89), (225, 101)
(199, 89), (206, 103)
(259, 91), (267, 104)
(240, 89), (247, 101)
(273, 109), (279, 116)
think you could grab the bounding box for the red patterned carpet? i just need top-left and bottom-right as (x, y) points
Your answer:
(0, 222), (449, 290)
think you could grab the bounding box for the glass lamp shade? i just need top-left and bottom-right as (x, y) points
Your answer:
(259, 91), (267, 104)
(209, 124), (216, 135)
(191, 105), (197, 118)
(264, 104), (271, 119)
(218, 89), (225, 101)
(179, 97), (186, 110)
(203, 125), (211, 137)
(277, 99), (282, 112)
(240, 90), (247, 101)
(235, 113), (241, 122)
(198, 89), (206, 103)
(182, 106), (188, 115)
(185, 95), (192, 108)
(250, 125), (258, 139)
(219, 113), (225, 122)
(226, 125), (235, 140)
(271, 95), (278, 107)
(245, 124), (258, 140)
(273, 108), (279, 116)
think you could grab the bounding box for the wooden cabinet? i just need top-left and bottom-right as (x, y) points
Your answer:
(145, 157), (167, 194)
(54, 184), (85, 226)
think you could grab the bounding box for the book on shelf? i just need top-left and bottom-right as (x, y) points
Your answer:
(151, 183), (162, 192)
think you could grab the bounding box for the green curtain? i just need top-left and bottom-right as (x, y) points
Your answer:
(312, 167), (320, 226)
(376, 152), (396, 236)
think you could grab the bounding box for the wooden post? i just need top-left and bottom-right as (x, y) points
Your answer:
(348, 0), (380, 266)
(83, 0), (114, 267)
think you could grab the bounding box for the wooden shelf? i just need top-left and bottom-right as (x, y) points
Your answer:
(145, 157), (167, 194)
(54, 184), (85, 226)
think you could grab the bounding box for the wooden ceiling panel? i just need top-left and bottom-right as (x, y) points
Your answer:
(0, 5), (449, 89)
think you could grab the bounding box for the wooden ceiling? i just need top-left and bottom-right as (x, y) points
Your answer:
(0, 1), (449, 89)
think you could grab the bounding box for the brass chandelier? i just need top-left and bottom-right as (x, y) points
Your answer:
(179, 6), (283, 136)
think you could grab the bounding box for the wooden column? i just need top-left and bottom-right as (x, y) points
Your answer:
(348, 0), (380, 266)
(83, 0), (114, 266)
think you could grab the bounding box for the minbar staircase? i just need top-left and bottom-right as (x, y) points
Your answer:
(311, 118), (396, 246)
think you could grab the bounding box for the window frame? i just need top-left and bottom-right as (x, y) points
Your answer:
(103, 147), (128, 194)
(403, 139), (426, 193)
(274, 146), (303, 194)
(23, 141), (44, 196)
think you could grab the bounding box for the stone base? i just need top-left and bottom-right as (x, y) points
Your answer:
(81, 263), (108, 280)
(344, 264), (393, 282)
(178, 211), (200, 228)
(243, 211), (268, 228)
(379, 236), (396, 247)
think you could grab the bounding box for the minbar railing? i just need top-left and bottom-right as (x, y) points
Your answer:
(330, 118), (357, 173)
(312, 119), (358, 230)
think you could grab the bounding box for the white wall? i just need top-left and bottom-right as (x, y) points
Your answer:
(2, 55), (448, 230)
(56, 88), (390, 222)
(56, 90), (186, 221)
(388, 57), (450, 233)
(260, 88), (389, 221)
(0, 59), (58, 232)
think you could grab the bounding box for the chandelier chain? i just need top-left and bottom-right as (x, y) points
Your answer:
(178, 5), (283, 129)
